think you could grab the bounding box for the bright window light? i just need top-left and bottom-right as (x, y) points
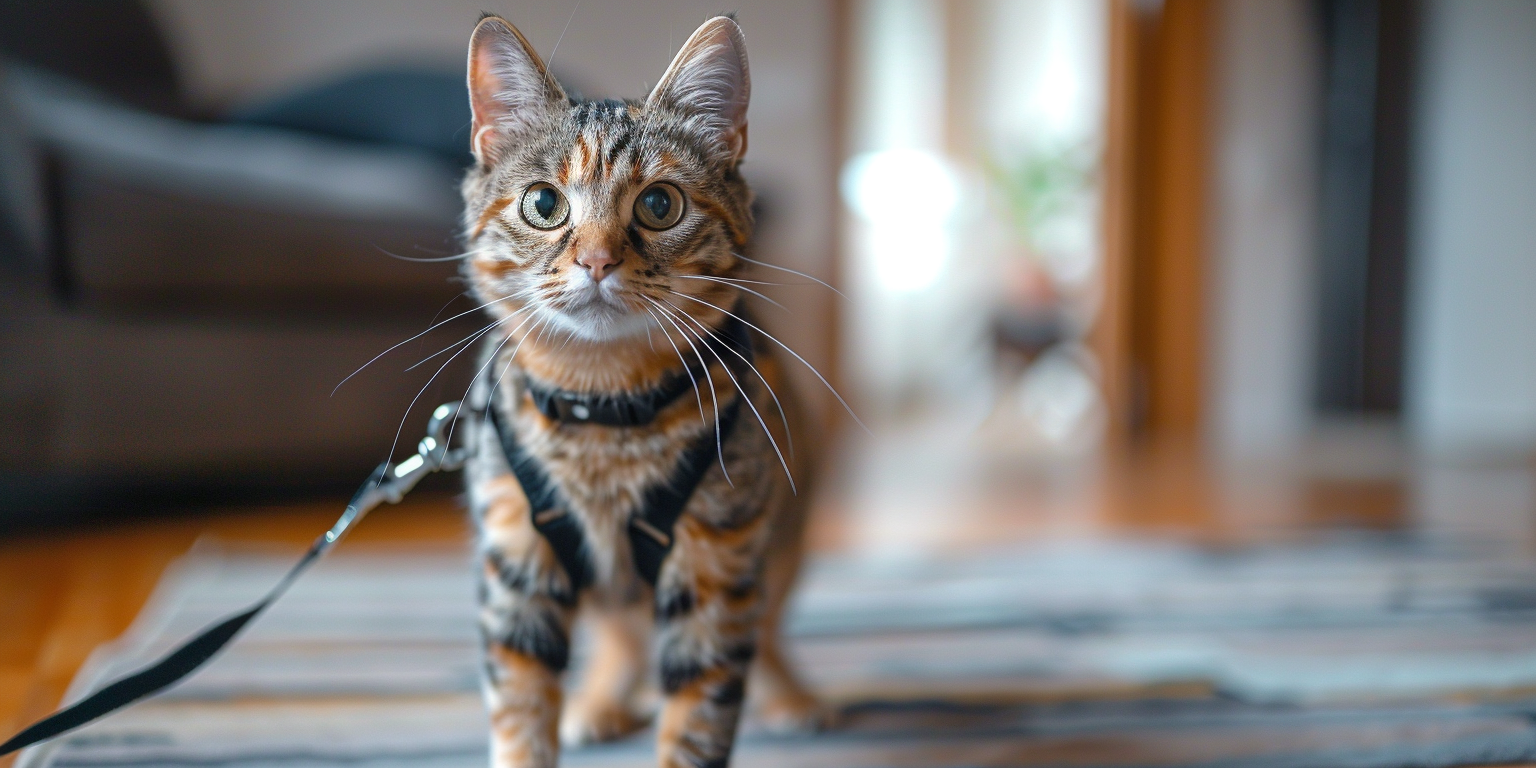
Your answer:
(841, 148), (959, 294)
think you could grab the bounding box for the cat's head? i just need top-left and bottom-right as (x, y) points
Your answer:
(460, 14), (752, 344)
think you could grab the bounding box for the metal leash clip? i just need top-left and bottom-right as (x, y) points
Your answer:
(0, 400), (475, 759)
(329, 401), (471, 545)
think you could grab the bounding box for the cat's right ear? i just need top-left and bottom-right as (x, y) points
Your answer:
(466, 15), (565, 166)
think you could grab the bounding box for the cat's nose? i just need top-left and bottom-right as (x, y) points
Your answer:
(575, 248), (620, 282)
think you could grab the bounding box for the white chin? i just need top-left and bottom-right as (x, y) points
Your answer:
(548, 301), (651, 342)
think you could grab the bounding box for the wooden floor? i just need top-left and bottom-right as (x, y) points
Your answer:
(0, 494), (471, 767)
(2, 435), (1533, 767)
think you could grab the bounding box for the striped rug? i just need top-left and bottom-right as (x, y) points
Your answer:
(20, 537), (1536, 767)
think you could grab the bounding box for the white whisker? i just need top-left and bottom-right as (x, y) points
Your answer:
(452, 310), (553, 452)
(681, 274), (791, 288)
(375, 245), (480, 263)
(443, 307), (544, 451)
(547, 0), (583, 70)
(333, 293), (521, 395)
(674, 275), (788, 312)
(732, 253), (847, 300)
(379, 312), (512, 483)
(656, 298), (795, 491)
(405, 311), (522, 372)
(414, 291), (474, 358)
(644, 307), (708, 425)
(668, 289), (870, 435)
(642, 295), (732, 485)
(657, 295), (795, 462)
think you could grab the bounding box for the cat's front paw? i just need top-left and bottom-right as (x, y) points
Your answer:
(559, 698), (651, 747)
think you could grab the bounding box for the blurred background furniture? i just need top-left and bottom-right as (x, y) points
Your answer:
(5, 1), (1536, 762)
(0, 1), (474, 526)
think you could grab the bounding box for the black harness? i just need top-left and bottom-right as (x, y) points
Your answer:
(484, 314), (752, 590)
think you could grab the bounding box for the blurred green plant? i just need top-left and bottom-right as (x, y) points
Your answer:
(984, 142), (1099, 255)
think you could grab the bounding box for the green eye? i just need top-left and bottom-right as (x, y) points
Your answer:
(520, 183), (569, 229)
(634, 183), (684, 230)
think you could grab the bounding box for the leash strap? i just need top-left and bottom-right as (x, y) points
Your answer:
(0, 402), (469, 758)
(4, 309), (760, 755)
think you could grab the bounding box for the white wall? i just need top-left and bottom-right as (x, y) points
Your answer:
(1408, 0), (1536, 456)
(840, 0), (952, 416)
(1207, 0), (1320, 457)
(146, 0), (841, 417)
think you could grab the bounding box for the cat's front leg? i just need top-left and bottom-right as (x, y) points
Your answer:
(477, 482), (578, 768)
(651, 517), (765, 768)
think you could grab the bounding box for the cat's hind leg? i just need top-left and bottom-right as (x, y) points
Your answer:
(561, 603), (653, 746)
(746, 505), (831, 734)
(747, 622), (826, 733)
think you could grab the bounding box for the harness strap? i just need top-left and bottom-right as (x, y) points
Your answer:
(486, 312), (756, 589)
(629, 398), (742, 585)
(487, 404), (594, 592)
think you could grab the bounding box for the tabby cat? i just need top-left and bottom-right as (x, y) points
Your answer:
(457, 14), (823, 768)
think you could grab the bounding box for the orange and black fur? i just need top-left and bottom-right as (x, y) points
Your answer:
(457, 15), (823, 768)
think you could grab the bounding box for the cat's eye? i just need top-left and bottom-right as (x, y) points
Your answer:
(633, 183), (685, 230)
(520, 183), (569, 230)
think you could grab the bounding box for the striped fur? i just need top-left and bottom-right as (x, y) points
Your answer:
(459, 15), (823, 768)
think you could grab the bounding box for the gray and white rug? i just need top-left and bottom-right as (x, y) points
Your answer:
(21, 537), (1536, 767)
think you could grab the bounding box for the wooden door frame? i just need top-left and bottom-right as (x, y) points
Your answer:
(1094, 0), (1216, 446)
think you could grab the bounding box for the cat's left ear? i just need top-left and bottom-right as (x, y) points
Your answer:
(647, 16), (751, 163)
(467, 14), (566, 166)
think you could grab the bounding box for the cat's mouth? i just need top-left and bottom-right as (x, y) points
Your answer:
(561, 268), (630, 311)
(544, 279), (650, 341)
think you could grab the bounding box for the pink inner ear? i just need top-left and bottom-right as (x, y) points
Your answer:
(649, 19), (751, 160)
(466, 18), (563, 163)
(469, 42), (510, 159)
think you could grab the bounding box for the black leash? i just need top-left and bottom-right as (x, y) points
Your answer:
(0, 402), (470, 758)
(2, 312), (754, 757)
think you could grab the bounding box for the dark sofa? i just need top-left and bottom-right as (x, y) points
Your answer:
(0, 2), (478, 525)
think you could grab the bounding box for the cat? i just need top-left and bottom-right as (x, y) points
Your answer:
(457, 14), (825, 768)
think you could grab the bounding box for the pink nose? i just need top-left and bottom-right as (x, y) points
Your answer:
(575, 248), (620, 282)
